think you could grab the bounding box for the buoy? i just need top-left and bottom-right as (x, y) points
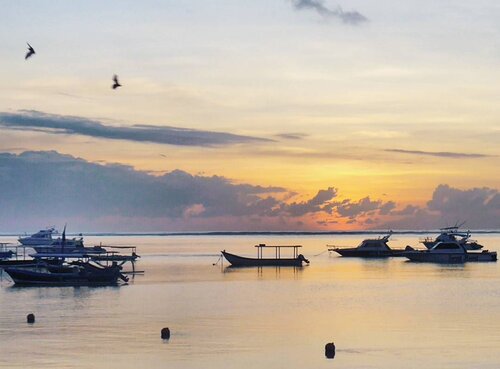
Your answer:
(325, 342), (335, 359)
(27, 313), (35, 324)
(161, 327), (170, 340)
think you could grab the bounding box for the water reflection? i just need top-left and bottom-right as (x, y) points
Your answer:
(1, 234), (500, 369)
(222, 265), (306, 280)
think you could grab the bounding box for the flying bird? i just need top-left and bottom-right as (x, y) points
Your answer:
(112, 75), (122, 89)
(25, 43), (35, 60)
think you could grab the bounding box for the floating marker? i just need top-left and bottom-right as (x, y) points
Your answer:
(161, 327), (170, 340)
(27, 313), (35, 324)
(325, 342), (335, 359)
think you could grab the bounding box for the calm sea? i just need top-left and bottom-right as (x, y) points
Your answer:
(1, 233), (500, 369)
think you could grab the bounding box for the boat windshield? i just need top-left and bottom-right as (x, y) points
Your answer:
(433, 242), (461, 250)
(359, 240), (389, 249)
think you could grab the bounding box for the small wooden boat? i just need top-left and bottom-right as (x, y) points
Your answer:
(4, 261), (128, 286)
(221, 244), (310, 267)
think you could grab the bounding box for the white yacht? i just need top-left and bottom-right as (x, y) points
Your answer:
(19, 227), (105, 255)
(405, 239), (496, 263)
(328, 232), (406, 258)
(18, 227), (58, 246)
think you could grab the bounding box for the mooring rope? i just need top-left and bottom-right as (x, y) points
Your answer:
(212, 254), (223, 266)
(312, 249), (329, 257)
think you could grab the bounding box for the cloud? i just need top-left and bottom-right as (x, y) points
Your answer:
(183, 203), (206, 218)
(0, 110), (270, 148)
(0, 151), (287, 225)
(391, 204), (419, 216)
(275, 133), (309, 140)
(2, 151), (498, 231)
(378, 201), (396, 215)
(385, 149), (491, 159)
(380, 185), (500, 230)
(0, 150), (394, 231)
(291, 0), (367, 24)
(284, 187), (338, 216)
(336, 196), (385, 218)
(427, 184), (500, 225)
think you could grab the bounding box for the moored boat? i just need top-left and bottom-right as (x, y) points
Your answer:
(19, 226), (106, 255)
(404, 240), (496, 263)
(221, 244), (310, 267)
(328, 233), (406, 258)
(18, 227), (58, 246)
(4, 261), (128, 286)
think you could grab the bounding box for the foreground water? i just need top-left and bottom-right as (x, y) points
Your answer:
(1, 234), (500, 369)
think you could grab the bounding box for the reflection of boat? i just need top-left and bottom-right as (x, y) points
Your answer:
(221, 244), (310, 267)
(4, 261), (128, 286)
(421, 226), (483, 250)
(404, 240), (497, 263)
(328, 233), (406, 258)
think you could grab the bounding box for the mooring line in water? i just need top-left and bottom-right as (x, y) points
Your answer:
(212, 254), (223, 266)
(312, 249), (329, 257)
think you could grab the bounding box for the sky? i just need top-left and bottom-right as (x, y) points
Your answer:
(0, 0), (499, 231)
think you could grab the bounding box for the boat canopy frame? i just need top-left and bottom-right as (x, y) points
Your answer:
(254, 244), (302, 259)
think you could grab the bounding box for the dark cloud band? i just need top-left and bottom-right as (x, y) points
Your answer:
(386, 149), (491, 159)
(0, 110), (271, 147)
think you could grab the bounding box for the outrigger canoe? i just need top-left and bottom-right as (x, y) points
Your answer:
(221, 244), (310, 267)
(4, 261), (128, 286)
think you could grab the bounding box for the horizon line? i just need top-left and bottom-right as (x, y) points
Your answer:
(2, 229), (500, 237)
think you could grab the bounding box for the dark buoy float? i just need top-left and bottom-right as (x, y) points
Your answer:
(161, 327), (170, 340)
(325, 342), (335, 359)
(27, 313), (35, 324)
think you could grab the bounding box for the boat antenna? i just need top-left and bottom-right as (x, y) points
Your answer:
(61, 224), (67, 254)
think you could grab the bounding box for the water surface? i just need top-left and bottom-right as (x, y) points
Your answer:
(1, 234), (500, 368)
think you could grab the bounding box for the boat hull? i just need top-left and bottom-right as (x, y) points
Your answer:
(4, 265), (123, 286)
(404, 251), (496, 263)
(222, 251), (306, 267)
(0, 258), (62, 268)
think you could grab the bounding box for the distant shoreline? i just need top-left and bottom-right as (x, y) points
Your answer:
(2, 230), (500, 237)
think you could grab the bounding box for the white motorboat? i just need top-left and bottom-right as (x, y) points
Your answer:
(328, 233), (406, 258)
(405, 239), (496, 263)
(18, 227), (58, 246)
(19, 226), (105, 255)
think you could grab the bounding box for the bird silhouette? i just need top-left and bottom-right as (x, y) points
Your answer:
(25, 43), (35, 60)
(112, 75), (122, 89)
